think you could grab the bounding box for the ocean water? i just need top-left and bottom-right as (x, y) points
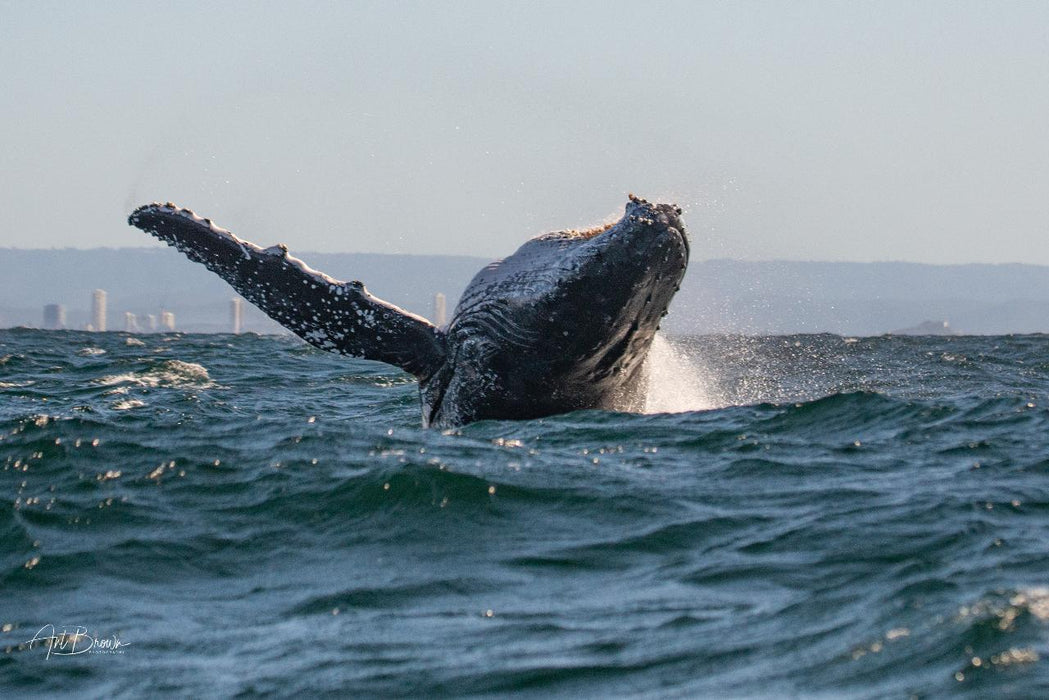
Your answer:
(2, 328), (1049, 697)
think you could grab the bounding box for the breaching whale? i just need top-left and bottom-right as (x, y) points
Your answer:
(128, 195), (689, 427)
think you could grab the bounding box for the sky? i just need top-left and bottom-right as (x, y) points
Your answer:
(2, 1), (1048, 263)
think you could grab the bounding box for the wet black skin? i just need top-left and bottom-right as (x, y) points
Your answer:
(129, 195), (689, 428)
(421, 196), (688, 426)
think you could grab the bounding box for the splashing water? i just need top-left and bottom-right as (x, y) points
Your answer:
(644, 333), (716, 413)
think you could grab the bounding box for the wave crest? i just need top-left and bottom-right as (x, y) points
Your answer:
(96, 360), (215, 389)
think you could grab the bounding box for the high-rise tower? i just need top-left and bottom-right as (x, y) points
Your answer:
(43, 304), (66, 330)
(91, 290), (107, 332)
(230, 297), (243, 334)
(433, 292), (447, 328)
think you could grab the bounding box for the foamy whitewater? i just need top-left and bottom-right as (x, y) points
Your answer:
(3, 329), (1049, 696)
(644, 333), (715, 413)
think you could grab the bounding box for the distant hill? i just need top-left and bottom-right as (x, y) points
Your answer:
(666, 260), (1049, 335)
(3, 248), (1049, 335)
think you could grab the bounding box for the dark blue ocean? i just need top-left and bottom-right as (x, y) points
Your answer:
(3, 328), (1049, 697)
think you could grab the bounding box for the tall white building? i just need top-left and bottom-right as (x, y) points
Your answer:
(91, 289), (107, 332)
(124, 312), (139, 333)
(433, 292), (447, 328)
(160, 311), (176, 331)
(230, 297), (243, 334)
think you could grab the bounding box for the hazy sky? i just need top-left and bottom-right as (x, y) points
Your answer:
(2, 1), (1048, 263)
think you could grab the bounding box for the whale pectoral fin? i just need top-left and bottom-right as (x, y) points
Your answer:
(128, 203), (446, 379)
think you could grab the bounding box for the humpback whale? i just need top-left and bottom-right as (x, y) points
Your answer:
(128, 196), (689, 427)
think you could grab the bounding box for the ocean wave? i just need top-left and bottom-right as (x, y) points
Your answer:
(95, 360), (216, 389)
(111, 399), (147, 411)
(4, 330), (1049, 696)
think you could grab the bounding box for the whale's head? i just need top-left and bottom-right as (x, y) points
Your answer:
(423, 196), (689, 427)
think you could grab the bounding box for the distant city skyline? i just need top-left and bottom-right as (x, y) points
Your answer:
(2, 2), (1048, 265)
(6, 248), (1049, 336)
(12, 260), (445, 335)
(37, 287), (184, 333)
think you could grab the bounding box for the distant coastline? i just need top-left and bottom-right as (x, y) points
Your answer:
(3, 248), (1049, 336)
